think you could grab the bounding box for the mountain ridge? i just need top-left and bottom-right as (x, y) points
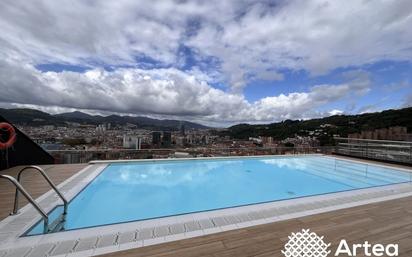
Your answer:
(0, 108), (209, 130)
(2, 107), (412, 136)
(224, 107), (412, 144)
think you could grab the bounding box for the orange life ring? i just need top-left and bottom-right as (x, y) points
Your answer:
(0, 122), (16, 149)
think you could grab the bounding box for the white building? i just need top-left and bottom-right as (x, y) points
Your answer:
(123, 135), (142, 149)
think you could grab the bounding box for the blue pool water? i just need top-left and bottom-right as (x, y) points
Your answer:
(26, 156), (411, 235)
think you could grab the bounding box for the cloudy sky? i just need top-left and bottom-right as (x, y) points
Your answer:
(0, 0), (411, 126)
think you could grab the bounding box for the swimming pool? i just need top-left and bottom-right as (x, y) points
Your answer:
(26, 156), (411, 235)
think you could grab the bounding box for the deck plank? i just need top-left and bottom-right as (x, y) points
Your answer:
(99, 196), (412, 257)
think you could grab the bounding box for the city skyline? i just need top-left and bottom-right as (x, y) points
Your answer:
(0, 0), (412, 126)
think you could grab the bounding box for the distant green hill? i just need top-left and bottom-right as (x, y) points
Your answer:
(0, 108), (209, 130)
(225, 107), (412, 145)
(0, 108), (62, 124)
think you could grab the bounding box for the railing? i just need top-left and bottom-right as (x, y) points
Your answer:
(48, 146), (334, 164)
(0, 174), (49, 233)
(1, 166), (68, 233)
(334, 137), (412, 164)
(14, 166), (68, 215)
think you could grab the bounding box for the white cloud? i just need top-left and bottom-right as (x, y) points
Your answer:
(188, 0), (412, 89)
(328, 109), (344, 116)
(245, 75), (369, 122)
(0, 0), (410, 124)
(0, 0), (411, 90)
(0, 56), (370, 125)
(358, 104), (380, 114)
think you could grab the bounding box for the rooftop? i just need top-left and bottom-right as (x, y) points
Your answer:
(0, 156), (411, 256)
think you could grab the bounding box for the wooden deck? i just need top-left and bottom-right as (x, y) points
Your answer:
(100, 196), (412, 257)
(0, 158), (411, 257)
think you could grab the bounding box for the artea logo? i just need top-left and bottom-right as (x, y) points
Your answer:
(282, 229), (399, 257)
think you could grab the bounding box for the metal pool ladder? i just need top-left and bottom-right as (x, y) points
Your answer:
(0, 166), (68, 233)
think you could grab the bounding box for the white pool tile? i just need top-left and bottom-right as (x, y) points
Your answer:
(4, 247), (31, 257)
(203, 227), (222, 235)
(96, 234), (116, 248)
(210, 217), (228, 227)
(235, 221), (254, 228)
(169, 223), (185, 234)
(219, 224), (238, 232)
(118, 240), (142, 251)
(224, 215), (241, 224)
(198, 219), (214, 230)
(117, 231), (136, 244)
(183, 230), (204, 238)
(142, 237), (166, 247)
(26, 243), (55, 257)
(164, 233), (186, 242)
(236, 213), (253, 222)
(183, 221), (201, 232)
(0, 233), (14, 243)
(91, 245), (119, 256)
(154, 226), (170, 237)
(51, 240), (77, 256)
(73, 236), (98, 252)
(67, 248), (94, 257)
(136, 228), (154, 240)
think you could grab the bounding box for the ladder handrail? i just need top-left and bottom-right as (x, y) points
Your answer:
(14, 166), (68, 215)
(0, 174), (49, 232)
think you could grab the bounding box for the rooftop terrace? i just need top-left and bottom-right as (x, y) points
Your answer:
(0, 156), (411, 257)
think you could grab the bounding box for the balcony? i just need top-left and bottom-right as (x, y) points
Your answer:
(334, 137), (412, 164)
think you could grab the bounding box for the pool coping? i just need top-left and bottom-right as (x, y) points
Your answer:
(0, 154), (411, 257)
